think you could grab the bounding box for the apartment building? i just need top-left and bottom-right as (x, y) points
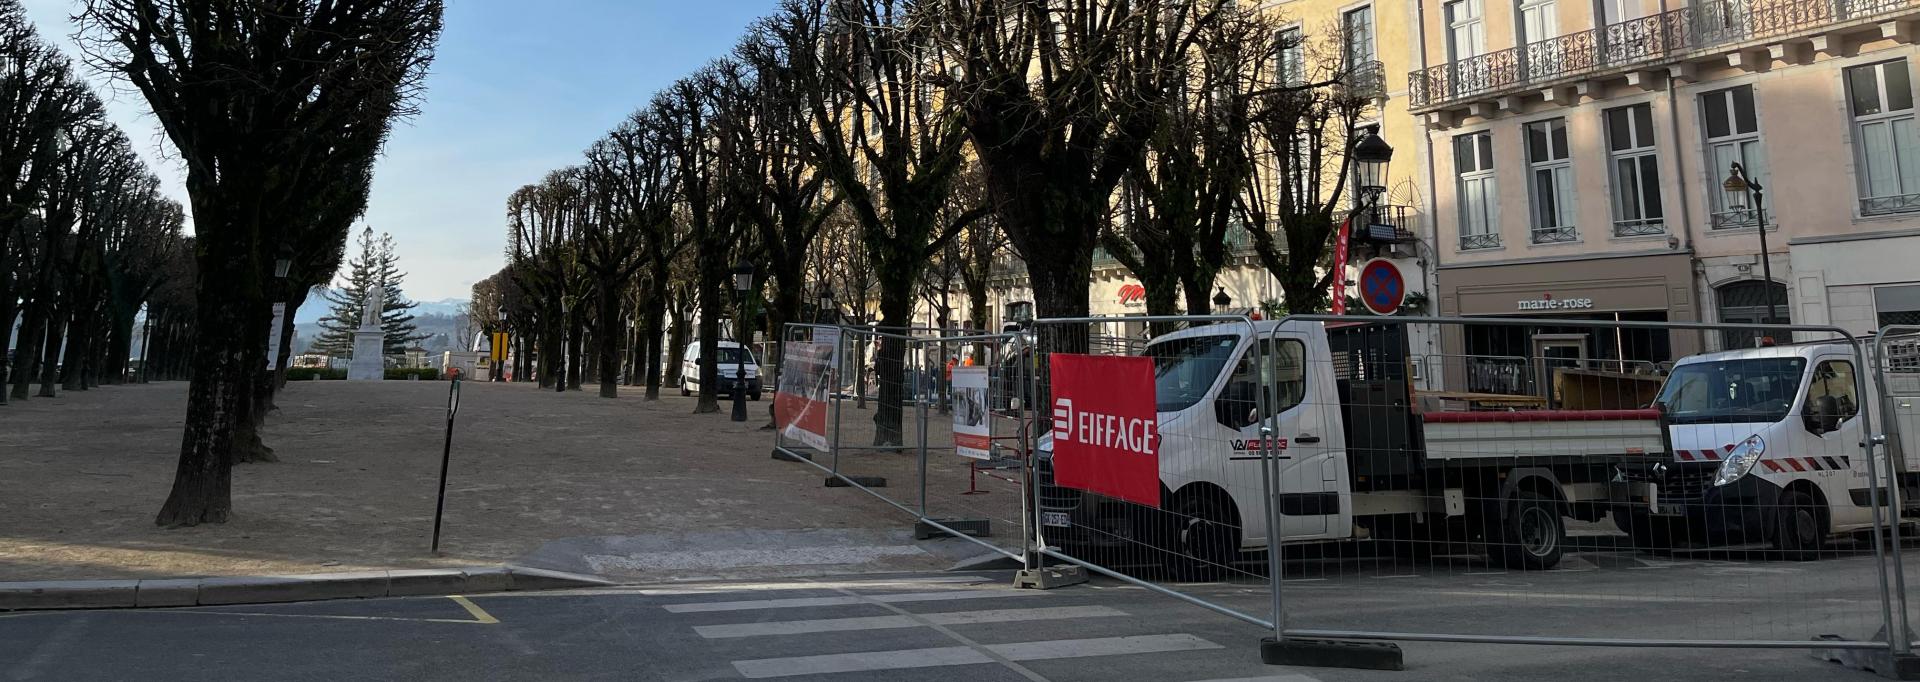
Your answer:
(1410, 0), (1920, 368)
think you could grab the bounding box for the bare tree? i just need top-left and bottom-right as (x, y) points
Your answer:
(79, 0), (445, 525)
(655, 67), (746, 414)
(935, 0), (1227, 336)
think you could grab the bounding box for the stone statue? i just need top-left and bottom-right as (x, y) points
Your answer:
(360, 285), (385, 329)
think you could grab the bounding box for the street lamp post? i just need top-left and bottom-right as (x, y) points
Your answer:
(1340, 125), (1395, 314)
(1723, 163), (1780, 329)
(731, 259), (757, 422)
(495, 307), (508, 382)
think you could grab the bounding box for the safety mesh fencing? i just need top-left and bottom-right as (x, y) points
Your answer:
(772, 323), (1027, 560)
(1026, 315), (1279, 629)
(1277, 316), (1891, 649)
(1875, 326), (1920, 650)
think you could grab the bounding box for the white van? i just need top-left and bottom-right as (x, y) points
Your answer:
(682, 341), (761, 399)
(1617, 340), (1920, 557)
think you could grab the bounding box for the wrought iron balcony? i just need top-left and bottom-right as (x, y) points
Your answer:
(1614, 217), (1668, 237)
(1530, 225), (1579, 244)
(1337, 60), (1387, 101)
(1409, 0), (1920, 110)
(1459, 232), (1503, 250)
(1353, 204), (1417, 243)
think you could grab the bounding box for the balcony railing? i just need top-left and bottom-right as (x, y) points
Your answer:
(1410, 0), (1920, 110)
(1709, 208), (1763, 229)
(1337, 60), (1387, 101)
(1613, 218), (1668, 237)
(1530, 225), (1579, 243)
(1460, 232), (1503, 250)
(1861, 192), (1920, 215)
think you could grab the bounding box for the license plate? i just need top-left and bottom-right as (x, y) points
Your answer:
(1041, 512), (1072, 528)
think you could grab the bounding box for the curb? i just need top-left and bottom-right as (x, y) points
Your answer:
(0, 565), (616, 612)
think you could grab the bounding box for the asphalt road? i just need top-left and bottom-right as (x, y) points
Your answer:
(0, 556), (1902, 681)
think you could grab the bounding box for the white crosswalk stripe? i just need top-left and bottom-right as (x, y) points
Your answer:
(730, 633), (1224, 679)
(665, 588), (1037, 613)
(694, 605), (1125, 638)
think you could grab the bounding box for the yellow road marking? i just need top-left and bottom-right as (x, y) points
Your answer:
(448, 595), (499, 624)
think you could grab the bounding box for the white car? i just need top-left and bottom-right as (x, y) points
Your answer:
(681, 341), (761, 399)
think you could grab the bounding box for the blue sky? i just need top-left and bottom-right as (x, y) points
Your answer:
(22, 0), (777, 301)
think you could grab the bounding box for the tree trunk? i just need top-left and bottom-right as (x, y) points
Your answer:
(665, 289), (690, 389)
(966, 285), (989, 364)
(273, 290), (302, 394)
(693, 284), (722, 413)
(61, 305), (92, 391)
(567, 305), (585, 391)
(595, 282), (621, 398)
(107, 307), (136, 387)
(11, 301), (44, 400)
(230, 301), (278, 465)
(155, 294), (254, 527)
(36, 311), (63, 398)
(870, 275), (913, 447)
(641, 283), (666, 400)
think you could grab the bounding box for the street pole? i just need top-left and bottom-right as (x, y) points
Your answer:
(431, 375), (463, 554)
(1753, 185), (1779, 325)
(732, 297), (749, 422)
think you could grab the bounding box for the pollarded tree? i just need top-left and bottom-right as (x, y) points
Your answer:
(935, 0), (1227, 333)
(79, 0), (445, 526)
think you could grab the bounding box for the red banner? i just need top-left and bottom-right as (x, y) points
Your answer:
(1329, 215), (1352, 315)
(775, 341), (835, 452)
(1047, 353), (1160, 508)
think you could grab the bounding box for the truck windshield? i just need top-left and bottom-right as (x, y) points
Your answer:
(1148, 335), (1239, 412)
(1656, 357), (1806, 425)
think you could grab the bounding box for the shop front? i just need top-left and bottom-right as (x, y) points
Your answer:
(1435, 253), (1700, 399)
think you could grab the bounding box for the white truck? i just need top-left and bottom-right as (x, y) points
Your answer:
(1615, 340), (1920, 558)
(1036, 319), (1668, 577)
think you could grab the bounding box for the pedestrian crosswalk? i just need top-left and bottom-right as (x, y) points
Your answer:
(647, 574), (1304, 681)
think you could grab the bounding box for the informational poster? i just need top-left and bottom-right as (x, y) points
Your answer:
(951, 366), (991, 459)
(775, 341), (835, 452)
(1047, 353), (1161, 508)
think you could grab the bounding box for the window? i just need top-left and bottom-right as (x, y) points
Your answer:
(1214, 338), (1307, 429)
(1519, 0), (1558, 44)
(1700, 86), (1768, 230)
(1876, 284), (1920, 327)
(1525, 119), (1576, 243)
(1847, 59), (1920, 215)
(1446, 0), (1486, 62)
(1805, 360), (1860, 428)
(1455, 131), (1500, 250)
(1716, 280), (1788, 349)
(1343, 6), (1375, 70)
(1277, 26), (1304, 86)
(1602, 0), (1642, 23)
(1605, 104), (1665, 236)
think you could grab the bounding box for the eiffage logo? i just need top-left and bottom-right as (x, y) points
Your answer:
(1053, 397), (1156, 455)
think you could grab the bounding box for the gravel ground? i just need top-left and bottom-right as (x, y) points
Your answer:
(0, 380), (918, 581)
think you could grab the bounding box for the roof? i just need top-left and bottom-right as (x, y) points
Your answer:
(1673, 342), (1848, 365)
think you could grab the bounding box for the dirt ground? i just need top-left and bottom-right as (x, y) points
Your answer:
(0, 380), (931, 581)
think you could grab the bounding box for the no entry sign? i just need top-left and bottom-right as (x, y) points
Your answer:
(1358, 258), (1406, 316)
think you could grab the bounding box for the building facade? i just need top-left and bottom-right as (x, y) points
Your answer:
(1408, 0), (1920, 366)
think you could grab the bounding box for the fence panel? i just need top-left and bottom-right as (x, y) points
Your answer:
(1272, 315), (1894, 658)
(1026, 315), (1280, 630)
(1874, 325), (1920, 657)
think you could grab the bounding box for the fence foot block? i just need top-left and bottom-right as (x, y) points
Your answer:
(826, 475), (887, 488)
(771, 448), (812, 462)
(915, 518), (989, 539)
(1012, 565), (1087, 590)
(1812, 634), (1920, 680)
(1260, 637), (1403, 672)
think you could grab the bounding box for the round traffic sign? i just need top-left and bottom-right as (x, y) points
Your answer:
(1358, 259), (1406, 316)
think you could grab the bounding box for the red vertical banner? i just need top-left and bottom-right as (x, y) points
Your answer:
(1329, 215), (1352, 315)
(1047, 353), (1161, 508)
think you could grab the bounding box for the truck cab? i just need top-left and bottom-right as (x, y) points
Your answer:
(1624, 342), (1914, 557)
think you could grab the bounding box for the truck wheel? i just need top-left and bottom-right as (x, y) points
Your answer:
(1493, 492), (1565, 570)
(1773, 489), (1824, 561)
(1163, 494), (1239, 582)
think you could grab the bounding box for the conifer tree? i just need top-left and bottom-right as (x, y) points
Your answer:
(312, 227), (427, 356)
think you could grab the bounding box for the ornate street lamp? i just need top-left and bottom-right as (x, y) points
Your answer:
(1213, 287), (1232, 310)
(731, 259), (757, 422)
(1352, 124), (1395, 200)
(1723, 162), (1780, 328)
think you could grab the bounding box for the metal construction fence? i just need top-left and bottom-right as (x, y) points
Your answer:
(770, 315), (1920, 674)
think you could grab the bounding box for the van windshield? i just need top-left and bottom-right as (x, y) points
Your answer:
(1148, 335), (1239, 412)
(713, 348), (755, 365)
(1656, 357), (1806, 425)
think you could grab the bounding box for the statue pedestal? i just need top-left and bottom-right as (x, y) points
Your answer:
(348, 328), (385, 381)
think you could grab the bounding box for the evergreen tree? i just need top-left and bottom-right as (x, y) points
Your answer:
(311, 227), (428, 356)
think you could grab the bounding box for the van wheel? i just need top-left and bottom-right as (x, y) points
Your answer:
(1162, 494), (1239, 582)
(680, 383), (690, 397)
(1773, 489), (1824, 561)
(1493, 492), (1565, 570)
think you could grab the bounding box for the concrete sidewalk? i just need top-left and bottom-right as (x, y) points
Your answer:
(0, 565), (612, 611)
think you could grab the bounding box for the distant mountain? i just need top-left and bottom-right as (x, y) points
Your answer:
(293, 289), (466, 323)
(289, 289), (472, 355)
